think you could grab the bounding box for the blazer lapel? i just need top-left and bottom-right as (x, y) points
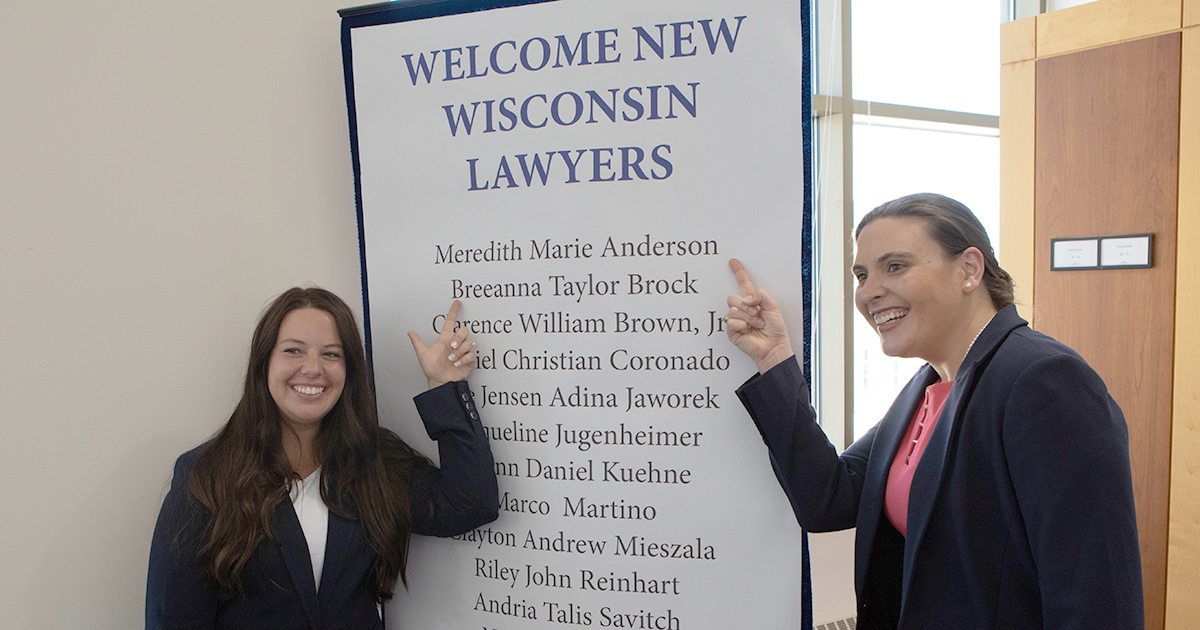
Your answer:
(317, 510), (356, 616)
(271, 500), (321, 630)
(900, 306), (1025, 602)
(854, 365), (938, 595)
(902, 364), (976, 574)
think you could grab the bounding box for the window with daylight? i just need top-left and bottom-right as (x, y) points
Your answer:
(810, 0), (1003, 444)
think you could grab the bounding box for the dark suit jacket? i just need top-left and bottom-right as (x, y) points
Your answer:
(736, 305), (1143, 629)
(146, 380), (499, 630)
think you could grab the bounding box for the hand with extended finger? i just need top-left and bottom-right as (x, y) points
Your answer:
(724, 258), (795, 374)
(408, 300), (476, 389)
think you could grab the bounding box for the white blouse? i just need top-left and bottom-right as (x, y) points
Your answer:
(289, 468), (328, 588)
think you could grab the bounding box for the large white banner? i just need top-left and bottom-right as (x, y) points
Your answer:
(345, 0), (808, 627)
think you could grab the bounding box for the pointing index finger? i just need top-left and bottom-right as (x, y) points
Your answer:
(729, 258), (757, 296)
(440, 299), (463, 336)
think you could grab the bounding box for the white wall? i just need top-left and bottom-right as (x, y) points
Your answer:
(810, 530), (858, 624)
(0, 2), (361, 627)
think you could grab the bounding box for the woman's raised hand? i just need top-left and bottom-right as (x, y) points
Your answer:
(725, 258), (795, 374)
(408, 300), (475, 389)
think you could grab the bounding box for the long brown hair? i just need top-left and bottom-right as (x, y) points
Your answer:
(856, 193), (1015, 310)
(187, 287), (425, 601)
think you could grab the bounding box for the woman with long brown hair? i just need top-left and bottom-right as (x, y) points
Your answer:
(146, 288), (497, 629)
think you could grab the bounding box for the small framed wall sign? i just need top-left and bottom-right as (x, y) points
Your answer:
(1051, 233), (1154, 271)
(1051, 237), (1100, 270)
(1099, 233), (1153, 269)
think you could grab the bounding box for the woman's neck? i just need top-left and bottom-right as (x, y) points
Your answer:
(931, 305), (999, 382)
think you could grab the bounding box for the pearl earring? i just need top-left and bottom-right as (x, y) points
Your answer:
(965, 282), (973, 289)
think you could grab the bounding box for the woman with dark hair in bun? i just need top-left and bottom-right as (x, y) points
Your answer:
(724, 193), (1143, 628)
(147, 288), (497, 629)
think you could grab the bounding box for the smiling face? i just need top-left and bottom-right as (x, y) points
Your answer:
(267, 307), (346, 434)
(852, 216), (972, 368)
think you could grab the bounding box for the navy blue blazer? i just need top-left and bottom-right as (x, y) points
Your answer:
(146, 380), (499, 630)
(736, 305), (1143, 629)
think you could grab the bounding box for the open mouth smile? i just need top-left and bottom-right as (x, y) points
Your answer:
(873, 309), (908, 326)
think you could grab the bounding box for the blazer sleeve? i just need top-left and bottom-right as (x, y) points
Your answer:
(735, 356), (873, 532)
(146, 450), (220, 630)
(409, 380), (500, 537)
(1001, 353), (1144, 629)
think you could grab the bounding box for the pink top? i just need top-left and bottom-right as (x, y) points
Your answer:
(884, 380), (955, 537)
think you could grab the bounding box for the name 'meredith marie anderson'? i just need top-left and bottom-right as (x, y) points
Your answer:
(434, 235), (720, 264)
